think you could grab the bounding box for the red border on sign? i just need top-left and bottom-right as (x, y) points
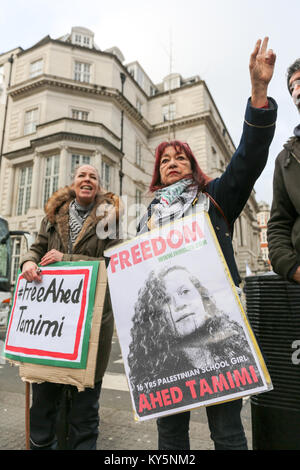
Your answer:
(5, 269), (90, 360)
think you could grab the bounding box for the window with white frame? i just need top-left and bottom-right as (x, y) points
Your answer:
(162, 103), (176, 121)
(101, 161), (112, 191)
(258, 212), (268, 226)
(43, 155), (60, 206)
(164, 75), (181, 91)
(24, 108), (38, 135)
(135, 140), (142, 166)
(260, 228), (268, 244)
(71, 154), (91, 175)
(83, 36), (91, 47)
(72, 33), (93, 48)
(16, 166), (32, 215)
(150, 85), (156, 96)
(30, 59), (43, 78)
(71, 109), (89, 121)
(10, 237), (22, 283)
(74, 61), (91, 83)
(74, 34), (82, 45)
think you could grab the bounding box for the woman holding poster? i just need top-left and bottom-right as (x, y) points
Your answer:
(20, 164), (121, 450)
(135, 38), (277, 450)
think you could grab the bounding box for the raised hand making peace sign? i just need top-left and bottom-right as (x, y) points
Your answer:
(250, 37), (276, 108)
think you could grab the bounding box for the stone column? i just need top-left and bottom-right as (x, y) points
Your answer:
(29, 152), (41, 209)
(93, 149), (102, 185)
(1, 161), (14, 216)
(58, 145), (69, 187)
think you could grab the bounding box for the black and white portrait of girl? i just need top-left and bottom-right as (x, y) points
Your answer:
(127, 265), (260, 397)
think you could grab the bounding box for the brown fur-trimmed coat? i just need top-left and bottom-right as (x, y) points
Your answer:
(20, 186), (122, 380)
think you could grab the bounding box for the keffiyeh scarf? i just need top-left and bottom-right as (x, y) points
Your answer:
(151, 178), (198, 228)
(69, 199), (94, 246)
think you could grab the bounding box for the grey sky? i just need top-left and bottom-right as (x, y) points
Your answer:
(1, 0), (299, 205)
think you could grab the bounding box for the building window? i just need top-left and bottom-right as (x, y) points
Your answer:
(24, 108), (38, 135)
(260, 229), (268, 244)
(150, 86), (156, 96)
(43, 155), (60, 206)
(162, 103), (176, 121)
(83, 36), (91, 47)
(136, 99), (142, 114)
(10, 237), (21, 283)
(258, 212), (268, 226)
(128, 64), (144, 88)
(238, 217), (245, 246)
(73, 33), (92, 48)
(74, 61), (91, 83)
(101, 161), (112, 191)
(30, 59), (43, 78)
(71, 154), (91, 175)
(16, 166), (32, 215)
(164, 75), (181, 91)
(135, 141), (142, 166)
(74, 34), (81, 44)
(71, 109), (89, 121)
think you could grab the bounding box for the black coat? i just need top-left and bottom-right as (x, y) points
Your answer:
(138, 99), (277, 286)
(267, 134), (300, 280)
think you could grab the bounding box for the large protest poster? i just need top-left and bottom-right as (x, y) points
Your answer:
(105, 210), (272, 421)
(3, 261), (107, 390)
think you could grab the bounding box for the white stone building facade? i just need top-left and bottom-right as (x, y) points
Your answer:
(257, 201), (271, 269)
(0, 27), (261, 282)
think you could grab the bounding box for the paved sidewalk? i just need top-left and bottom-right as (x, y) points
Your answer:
(0, 386), (252, 451)
(0, 333), (253, 451)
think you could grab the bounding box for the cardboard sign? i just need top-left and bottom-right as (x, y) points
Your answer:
(105, 210), (272, 421)
(3, 261), (107, 391)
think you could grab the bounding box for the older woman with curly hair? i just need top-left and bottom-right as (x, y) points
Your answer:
(134, 38), (277, 450)
(20, 164), (122, 450)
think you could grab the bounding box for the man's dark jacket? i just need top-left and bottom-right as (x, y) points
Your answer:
(268, 132), (300, 280)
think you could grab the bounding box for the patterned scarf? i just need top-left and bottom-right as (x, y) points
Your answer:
(151, 178), (198, 228)
(155, 177), (194, 207)
(69, 199), (94, 247)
